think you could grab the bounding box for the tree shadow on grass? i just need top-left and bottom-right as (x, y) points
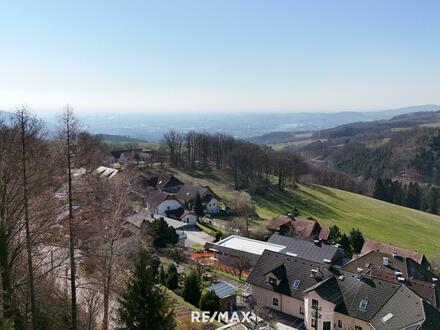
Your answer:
(302, 183), (345, 201)
(253, 186), (339, 220)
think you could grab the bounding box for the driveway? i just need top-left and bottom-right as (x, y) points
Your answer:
(184, 226), (213, 247)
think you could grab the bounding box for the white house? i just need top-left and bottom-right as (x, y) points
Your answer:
(205, 196), (220, 214)
(180, 210), (198, 225)
(176, 184), (221, 214)
(145, 190), (181, 215)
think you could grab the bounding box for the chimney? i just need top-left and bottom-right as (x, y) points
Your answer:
(287, 213), (293, 219)
(392, 251), (398, 258)
(314, 239), (321, 247)
(383, 257), (389, 266)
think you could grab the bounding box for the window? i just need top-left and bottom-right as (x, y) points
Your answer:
(382, 313), (394, 323)
(292, 279), (301, 289)
(272, 298), (279, 306)
(359, 299), (368, 310)
(354, 326), (363, 330)
(311, 318), (316, 327)
(337, 320), (342, 328)
(311, 299), (319, 308)
(268, 277), (277, 285)
(300, 307), (304, 315)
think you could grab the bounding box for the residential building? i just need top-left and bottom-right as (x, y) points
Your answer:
(207, 235), (286, 270)
(268, 233), (348, 266)
(206, 234), (347, 270)
(343, 250), (439, 308)
(147, 173), (184, 193)
(176, 184), (221, 214)
(145, 190), (181, 215)
(268, 214), (330, 241)
(247, 249), (440, 330)
(361, 239), (429, 267)
(110, 148), (153, 164)
(179, 210), (198, 225)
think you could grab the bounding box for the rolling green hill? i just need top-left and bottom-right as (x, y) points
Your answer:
(171, 167), (440, 257)
(254, 184), (440, 258)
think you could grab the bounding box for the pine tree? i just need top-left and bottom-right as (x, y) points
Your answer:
(200, 290), (220, 313)
(327, 225), (342, 245)
(349, 228), (365, 254)
(193, 192), (205, 217)
(148, 217), (179, 248)
(118, 248), (176, 330)
(339, 233), (352, 257)
(166, 264), (179, 290)
(372, 178), (386, 201)
(182, 269), (201, 306)
(427, 187), (440, 214)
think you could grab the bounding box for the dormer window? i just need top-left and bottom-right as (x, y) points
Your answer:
(292, 279), (301, 289)
(268, 277), (277, 285)
(359, 299), (368, 310)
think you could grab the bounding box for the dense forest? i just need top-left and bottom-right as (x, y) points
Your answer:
(160, 131), (307, 191)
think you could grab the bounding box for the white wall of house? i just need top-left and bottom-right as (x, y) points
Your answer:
(251, 285), (304, 320)
(205, 198), (219, 214)
(154, 200), (181, 215)
(181, 213), (197, 225)
(333, 312), (372, 330)
(304, 291), (372, 330)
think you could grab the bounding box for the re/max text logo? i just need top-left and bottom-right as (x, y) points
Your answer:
(191, 311), (251, 323)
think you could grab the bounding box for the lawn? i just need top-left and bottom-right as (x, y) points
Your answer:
(253, 183), (440, 258)
(170, 166), (440, 257)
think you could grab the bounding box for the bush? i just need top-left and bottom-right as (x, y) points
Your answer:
(199, 290), (220, 313)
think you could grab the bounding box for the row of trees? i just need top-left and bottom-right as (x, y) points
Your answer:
(0, 105), (142, 330)
(162, 131), (307, 191)
(373, 178), (440, 214)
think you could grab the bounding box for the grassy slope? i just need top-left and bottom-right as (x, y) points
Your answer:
(170, 167), (440, 257)
(254, 184), (440, 258)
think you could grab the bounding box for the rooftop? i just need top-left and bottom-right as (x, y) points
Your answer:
(268, 233), (345, 265)
(247, 250), (440, 328)
(207, 281), (238, 299)
(216, 235), (285, 255)
(361, 239), (426, 265)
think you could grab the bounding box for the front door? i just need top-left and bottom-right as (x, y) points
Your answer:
(323, 321), (331, 330)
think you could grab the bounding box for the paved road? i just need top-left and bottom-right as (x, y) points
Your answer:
(184, 227), (213, 247)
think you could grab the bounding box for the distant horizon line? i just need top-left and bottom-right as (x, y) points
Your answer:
(1, 103), (439, 117)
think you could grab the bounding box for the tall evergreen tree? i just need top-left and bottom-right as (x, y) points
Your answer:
(372, 178), (386, 201)
(427, 187), (440, 214)
(147, 217), (179, 248)
(349, 228), (365, 254)
(182, 269), (201, 306)
(118, 248), (175, 330)
(193, 192), (205, 218)
(327, 225), (342, 245)
(166, 264), (179, 290)
(338, 233), (352, 257)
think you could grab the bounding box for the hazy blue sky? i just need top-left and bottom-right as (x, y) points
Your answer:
(1, 0), (439, 114)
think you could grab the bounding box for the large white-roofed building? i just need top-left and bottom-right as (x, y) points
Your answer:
(206, 235), (285, 269)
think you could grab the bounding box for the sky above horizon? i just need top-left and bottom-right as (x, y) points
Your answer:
(1, 0), (440, 115)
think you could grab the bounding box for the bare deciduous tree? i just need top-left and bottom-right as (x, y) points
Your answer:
(57, 105), (81, 330)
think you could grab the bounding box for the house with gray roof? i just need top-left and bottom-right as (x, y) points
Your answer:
(207, 234), (348, 271)
(268, 233), (348, 266)
(247, 249), (440, 330)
